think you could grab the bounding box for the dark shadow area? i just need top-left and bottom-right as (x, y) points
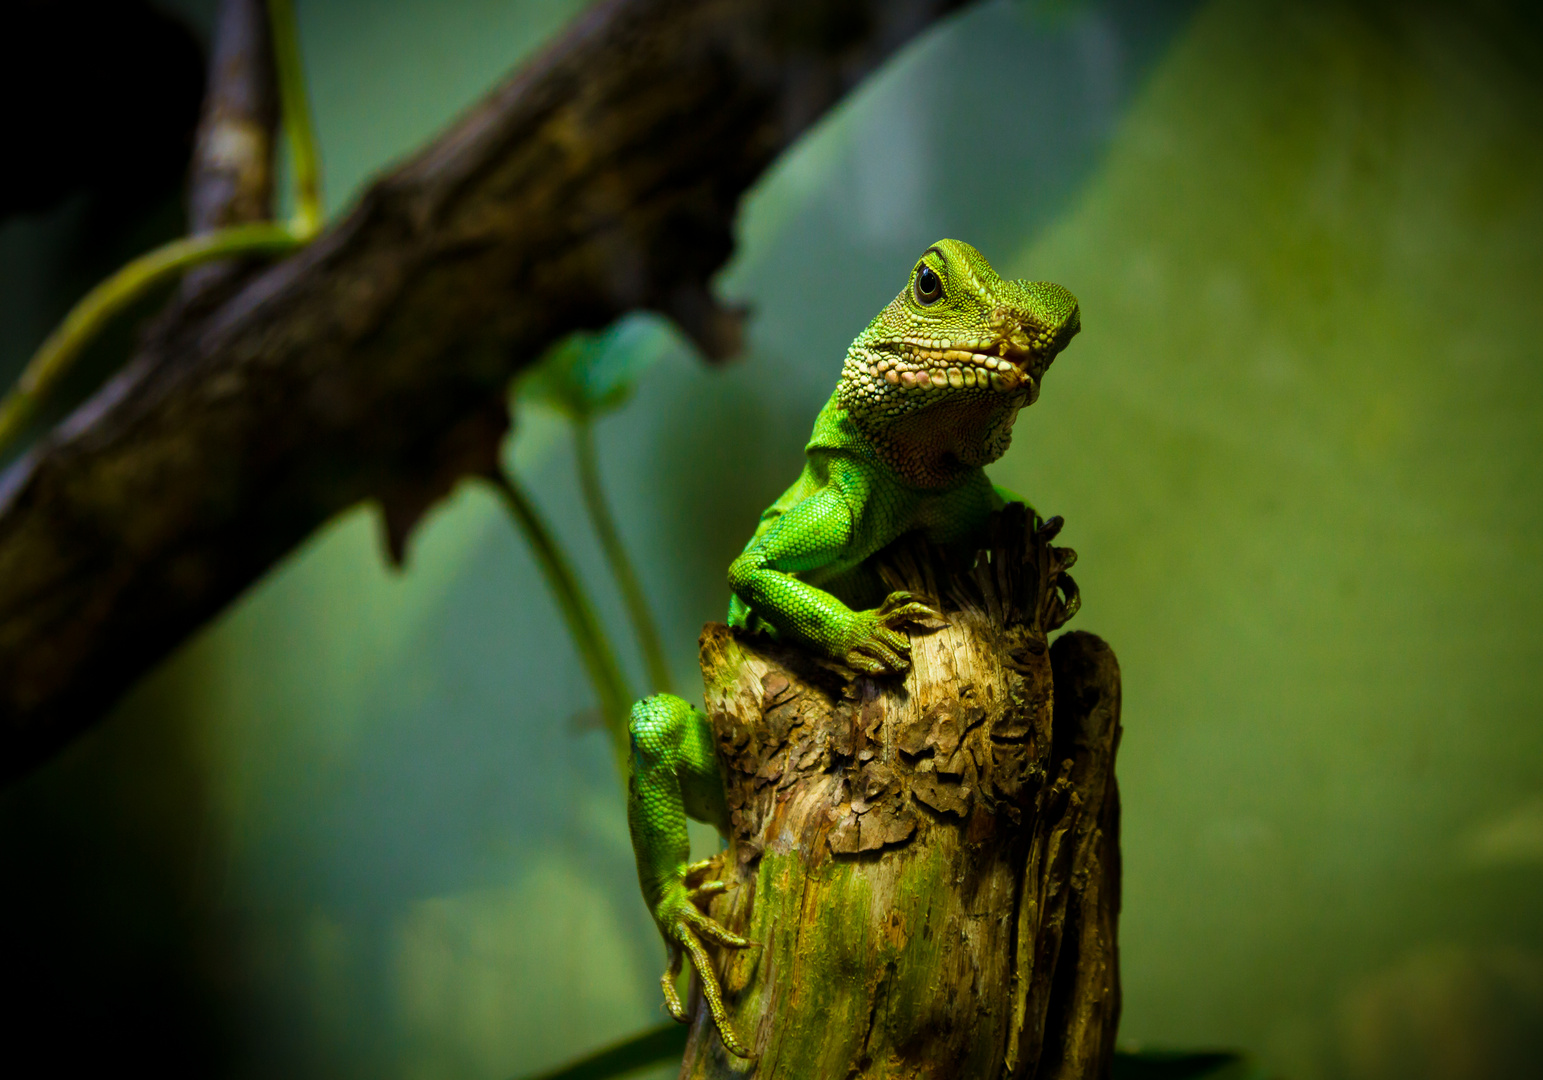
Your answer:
(1112, 1050), (1247, 1078)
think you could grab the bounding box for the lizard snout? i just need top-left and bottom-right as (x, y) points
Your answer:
(993, 282), (1080, 379)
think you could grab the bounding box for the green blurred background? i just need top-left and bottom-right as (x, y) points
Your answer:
(1, 1), (1540, 1077)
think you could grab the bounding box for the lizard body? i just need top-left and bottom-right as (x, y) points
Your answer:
(626, 241), (1079, 1056)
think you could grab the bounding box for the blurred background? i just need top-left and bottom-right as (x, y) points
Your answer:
(1, 0), (1540, 1077)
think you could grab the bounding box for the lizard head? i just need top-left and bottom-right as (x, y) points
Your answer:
(839, 240), (1080, 484)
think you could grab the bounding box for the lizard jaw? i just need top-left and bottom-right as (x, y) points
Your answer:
(868, 339), (1043, 401)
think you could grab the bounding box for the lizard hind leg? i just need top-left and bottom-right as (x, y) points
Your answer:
(626, 695), (754, 1057)
(677, 918), (754, 1058)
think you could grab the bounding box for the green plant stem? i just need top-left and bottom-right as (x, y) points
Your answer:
(492, 471), (635, 771)
(0, 0), (325, 461)
(573, 419), (674, 694)
(267, 0), (323, 238)
(0, 223), (303, 457)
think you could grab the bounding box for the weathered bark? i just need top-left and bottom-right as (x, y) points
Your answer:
(0, 0), (971, 781)
(681, 506), (1121, 1078)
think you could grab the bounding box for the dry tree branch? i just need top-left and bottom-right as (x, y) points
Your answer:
(0, 0), (321, 453)
(0, 0), (970, 780)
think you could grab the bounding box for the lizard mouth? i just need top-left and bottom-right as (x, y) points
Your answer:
(871, 338), (1044, 398)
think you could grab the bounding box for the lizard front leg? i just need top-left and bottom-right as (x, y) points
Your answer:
(727, 485), (941, 675)
(626, 694), (752, 1058)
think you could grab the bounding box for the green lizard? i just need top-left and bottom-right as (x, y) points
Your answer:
(627, 240), (1080, 1056)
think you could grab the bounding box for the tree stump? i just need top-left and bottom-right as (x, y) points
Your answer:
(680, 506), (1122, 1079)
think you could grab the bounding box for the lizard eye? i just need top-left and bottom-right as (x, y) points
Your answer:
(914, 264), (943, 305)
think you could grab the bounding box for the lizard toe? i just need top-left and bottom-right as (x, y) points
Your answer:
(659, 945), (689, 1023)
(687, 878), (731, 901)
(847, 639), (910, 675)
(843, 647), (890, 674)
(682, 857), (718, 880)
(684, 905), (751, 949)
(872, 626), (912, 655)
(678, 927), (754, 1058)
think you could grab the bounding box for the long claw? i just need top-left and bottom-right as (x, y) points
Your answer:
(879, 590), (937, 612)
(882, 608), (944, 629)
(888, 603), (943, 622)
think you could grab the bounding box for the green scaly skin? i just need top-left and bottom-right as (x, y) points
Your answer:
(626, 241), (1080, 1056)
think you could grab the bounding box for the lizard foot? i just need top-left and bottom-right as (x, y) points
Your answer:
(655, 858), (754, 1058)
(842, 591), (946, 675)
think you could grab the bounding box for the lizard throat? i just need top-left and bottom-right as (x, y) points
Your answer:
(845, 390), (1027, 489)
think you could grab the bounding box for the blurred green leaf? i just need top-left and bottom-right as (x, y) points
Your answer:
(522, 314), (674, 421)
(513, 1022), (688, 1080)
